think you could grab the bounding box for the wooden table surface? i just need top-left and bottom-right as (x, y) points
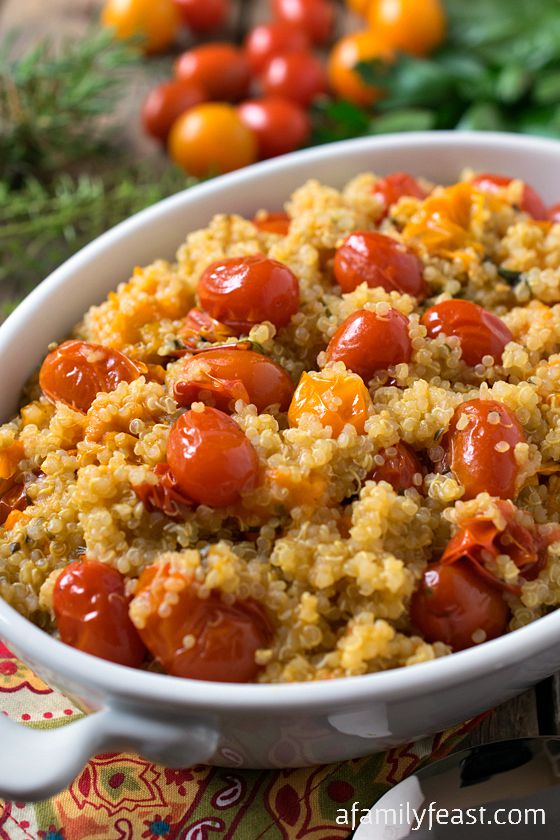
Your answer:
(2, 0), (559, 752)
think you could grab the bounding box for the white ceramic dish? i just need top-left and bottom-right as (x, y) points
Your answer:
(1, 132), (560, 802)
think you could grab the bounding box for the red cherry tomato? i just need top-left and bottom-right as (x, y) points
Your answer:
(0, 483), (28, 526)
(142, 79), (207, 143)
(471, 174), (547, 221)
(39, 340), (145, 414)
(132, 561), (273, 682)
(252, 212), (291, 235)
(334, 231), (427, 299)
(373, 172), (428, 218)
(244, 21), (309, 73)
(133, 463), (194, 518)
(198, 255), (300, 333)
(173, 348), (295, 413)
(238, 97), (310, 159)
(548, 203), (560, 223)
(178, 307), (238, 353)
(410, 560), (510, 651)
(272, 0), (335, 45)
(175, 43), (251, 102)
(172, 0), (229, 32)
(369, 441), (424, 492)
(446, 399), (526, 500)
(421, 299), (513, 367)
(53, 560), (146, 667)
(261, 52), (328, 107)
(325, 307), (412, 382)
(167, 406), (259, 507)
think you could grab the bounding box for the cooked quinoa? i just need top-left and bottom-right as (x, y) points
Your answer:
(2, 168), (560, 683)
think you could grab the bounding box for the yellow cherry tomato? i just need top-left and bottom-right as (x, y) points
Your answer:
(368, 0), (446, 57)
(328, 31), (392, 106)
(288, 370), (372, 437)
(101, 0), (181, 54)
(346, 0), (372, 16)
(168, 103), (258, 177)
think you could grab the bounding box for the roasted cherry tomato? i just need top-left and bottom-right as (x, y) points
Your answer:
(261, 52), (329, 107)
(131, 561), (273, 682)
(272, 0), (335, 44)
(0, 441), (24, 483)
(252, 212), (291, 235)
(369, 442), (424, 492)
(178, 307), (237, 353)
(373, 172), (428, 218)
(238, 97), (310, 159)
(244, 21), (309, 73)
(288, 370), (371, 437)
(39, 340), (145, 414)
(368, 0), (446, 57)
(0, 483), (28, 527)
(421, 299), (513, 367)
(328, 32), (391, 106)
(133, 463), (193, 518)
(446, 399), (526, 500)
(102, 0), (181, 54)
(471, 174), (547, 221)
(174, 348), (294, 413)
(548, 203), (560, 224)
(410, 560), (510, 651)
(167, 406), (259, 507)
(172, 0), (229, 33)
(325, 307), (412, 382)
(334, 231), (427, 299)
(175, 43), (251, 102)
(168, 103), (257, 177)
(142, 80), (207, 143)
(53, 560), (146, 667)
(198, 255), (300, 333)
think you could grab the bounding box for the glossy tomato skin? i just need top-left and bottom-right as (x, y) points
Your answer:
(252, 212), (291, 235)
(142, 79), (207, 143)
(238, 97), (310, 159)
(173, 348), (295, 413)
(368, 0), (446, 57)
(288, 370), (371, 437)
(39, 340), (144, 414)
(446, 399), (526, 500)
(102, 0), (181, 54)
(175, 43), (251, 101)
(334, 231), (427, 299)
(325, 308), (412, 382)
(261, 52), (329, 107)
(132, 562), (273, 682)
(167, 407), (259, 507)
(369, 442), (424, 492)
(272, 0), (335, 44)
(198, 255), (300, 333)
(328, 32), (391, 106)
(471, 174), (548, 221)
(410, 560), (510, 651)
(421, 299), (513, 367)
(168, 104), (257, 177)
(373, 172), (428, 217)
(0, 483), (28, 526)
(173, 0), (229, 32)
(53, 560), (146, 667)
(244, 22), (309, 73)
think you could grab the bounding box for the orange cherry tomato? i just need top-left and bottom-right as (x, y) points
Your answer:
(0, 483), (28, 527)
(174, 43), (251, 102)
(410, 560), (509, 651)
(328, 32), (392, 107)
(238, 97), (310, 159)
(471, 174), (548, 221)
(446, 399), (526, 500)
(142, 80), (207, 143)
(368, 0), (446, 58)
(252, 212), (291, 235)
(244, 21), (310, 73)
(168, 104), (258, 177)
(369, 442), (424, 492)
(198, 255), (300, 333)
(373, 172), (428, 218)
(53, 560), (146, 667)
(132, 561), (273, 682)
(101, 0), (181, 54)
(288, 370), (371, 437)
(272, 0), (335, 45)
(261, 52), (329, 107)
(0, 440), (25, 482)
(334, 231), (427, 299)
(167, 406), (259, 507)
(172, 0), (229, 33)
(548, 203), (560, 223)
(421, 299), (513, 367)
(325, 307), (412, 382)
(39, 340), (145, 414)
(346, 0), (371, 15)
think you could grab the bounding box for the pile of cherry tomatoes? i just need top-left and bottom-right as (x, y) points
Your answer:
(101, 0), (446, 177)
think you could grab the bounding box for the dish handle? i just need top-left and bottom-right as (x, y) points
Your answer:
(0, 706), (219, 801)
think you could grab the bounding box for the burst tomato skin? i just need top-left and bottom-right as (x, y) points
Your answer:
(252, 212), (291, 235)
(238, 97), (310, 159)
(167, 407), (259, 507)
(325, 308), (412, 382)
(410, 560), (510, 651)
(39, 340), (144, 414)
(244, 21), (309, 73)
(102, 0), (181, 54)
(175, 43), (251, 101)
(446, 399), (526, 500)
(198, 255), (300, 333)
(142, 80), (207, 143)
(0, 483), (28, 526)
(261, 52), (329, 107)
(288, 370), (371, 437)
(53, 561), (146, 667)
(272, 0), (335, 45)
(471, 174), (548, 221)
(173, 348), (295, 413)
(173, 0), (229, 32)
(333, 231), (427, 299)
(421, 299), (513, 367)
(373, 172), (428, 217)
(369, 442), (424, 492)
